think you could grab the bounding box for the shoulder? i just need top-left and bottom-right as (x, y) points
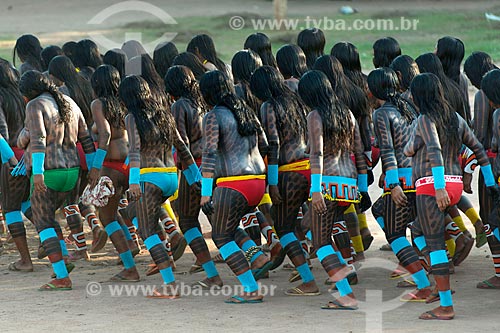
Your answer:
(91, 98), (103, 110)
(172, 98), (192, 111)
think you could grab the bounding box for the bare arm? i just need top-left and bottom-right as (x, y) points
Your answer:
(125, 114), (140, 170)
(171, 100), (190, 148)
(91, 99), (111, 151)
(201, 111), (219, 178)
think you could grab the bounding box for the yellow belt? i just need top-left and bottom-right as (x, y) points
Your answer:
(278, 159), (310, 172)
(216, 174), (266, 185)
(140, 167), (177, 174)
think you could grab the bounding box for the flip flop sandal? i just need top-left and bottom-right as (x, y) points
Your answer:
(192, 279), (222, 290)
(390, 268), (409, 279)
(146, 289), (180, 299)
(321, 299), (358, 310)
(90, 229), (108, 253)
(475, 232), (487, 248)
(453, 238), (474, 266)
(8, 262), (33, 272)
(400, 291), (428, 302)
(172, 236), (187, 261)
(224, 295), (263, 304)
(109, 272), (140, 282)
(419, 311), (454, 320)
(476, 280), (500, 289)
(288, 270), (301, 283)
(283, 263), (296, 271)
(39, 283), (72, 291)
(285, 287), (320, 296)
(396, 279), (417, 288)
(252, 261), (274, 281)
(189, 264), (204, 274)
(212, 252), (224, 263)
(146, 264), (160, 276)
(51, 262), (75, 279)
(426, 290), (456, 304)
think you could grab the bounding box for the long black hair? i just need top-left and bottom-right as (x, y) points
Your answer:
(389, 55), (420, 92)
(410, 73), (460, 148)
(13, 34), (42, 71)
(313, 55), (370, 119)
(62, 41), (79, 64)
(153, 41), (179, 79)
(172, 52), (207, 81)
(297, 28), (325, 69)
(0, 59), (26, 134)
(48, 55), (95, 125)
(19, 70), (71, 124)
(481, 69), (500, 106)
(103, 49), (127, 80)
(187, 34), (226, 72)
(91, 65), (126, 129)
(128, 54), (170, 108)
(119, 75), (176, 146)
(372, 37), (401, 68)
(199, 70), (260, 137)
(367, 67), (417, 123)
(165, 65), (208, 117)
(415, 52), (469, 124)
(74, 39), (103, 69)
(464, 52), (498, 90)
(276, 44), (308, 79)
(244, 33), (277, 68)
(250, 66), (307, 141)
(121, 40), (147, 60)
(436, 36), (465, 84)
(330, 42), (367, 90)
(40, 45), (63, 72)
(299, 70), (353, 152)
(231, 50), (262, 115)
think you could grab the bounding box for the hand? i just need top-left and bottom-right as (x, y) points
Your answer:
(311, 192), (327, 215)
(33, 174), (47, 193)
(88, 168), (100, 189)
(359, 191), (372, 212)
(463, 172), (473, 194)
(200, 195), (214, 216)
(128, 184), (142, 201)
(378, 173), (385, 189)
(367, 169), (374, 186)
(269, 185), (282, 205)
(391, 185), (408, 207)
(435, 188), (450, 211)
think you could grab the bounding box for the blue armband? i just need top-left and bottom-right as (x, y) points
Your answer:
(480, 164), (496, 187)
(92, 149), (107, 170)
(358, 173), (368, 192)
(0, 138), (14, 163)
(31, 152), (45, 175)
(267, 164), (279, 186)
(129, 167), (140, 185)
(85, 153), (95, 170)
(183, 163), (202, 185)
(201, 177), (214, 197)
(431, 166), (445, 190)
(310, 173), (322, 193)
(385, 168), (399, 186)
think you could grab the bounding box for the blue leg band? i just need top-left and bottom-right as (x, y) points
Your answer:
(121, 224), (132, 241)
(60, 240), (69, 257)
(52, 260), (69, 279)
(296, 262), (315, 283)
(237, 269), (259, 293)
(21, 200), (31, 214)
(132, 217), (139, 229)
(494, 228), (500, 242)
(391, 236), (412, 255)
(144, 234), (162, 250)
(306, 230), (312, 240)
(104, 221), (122, 237)
(376, 217), (385, 229)
(5, 211), (23, 226)
(411, 269), (430, 289)
(280, 232), (298, 248)
(202, 261), (219, 279)
(184, 228), (203, 244)
(219, 241), (241, 260)
(429, 250), (448, 266)
(159, 266), (175, 284)
(438, 290), (453, 307)
(119, 250), (136, 269)
(316, 245), (336, 262)
(336, 278), (352, 297)
(241, 239), (255, 252)
(39, 228), (57, 242)
(413, 236), (427, 251)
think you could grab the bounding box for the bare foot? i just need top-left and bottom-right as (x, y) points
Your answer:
(196, 276), (223, 289)
(146, 283), (180, 299)
(477, 276), (500, 289)
(110, 267), (140, 282)
(285, 281), (320, 296)
(322, 294), (358, 309)
(8, 259), (34, 272)
(419, 306), (454, 320)
(69, 249), (90, 261)
(250, 252), (270, 271)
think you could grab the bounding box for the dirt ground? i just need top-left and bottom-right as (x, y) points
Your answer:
(1, 0), (500, 332)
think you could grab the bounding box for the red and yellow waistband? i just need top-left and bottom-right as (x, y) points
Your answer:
(216, 174), (266, 185)
(415, 175), (462, 188)
(278, 159), (310, 172)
